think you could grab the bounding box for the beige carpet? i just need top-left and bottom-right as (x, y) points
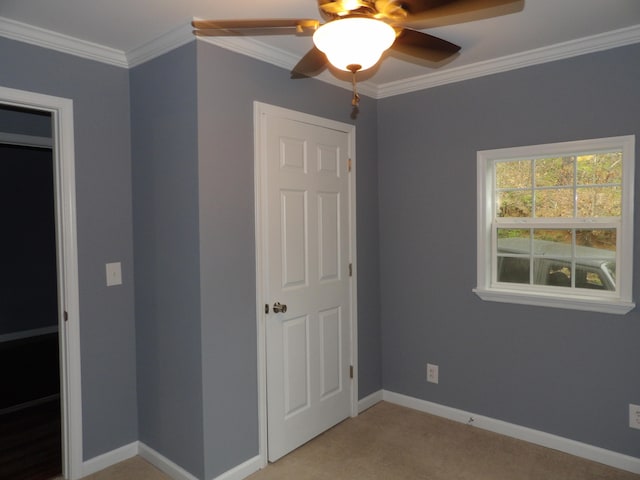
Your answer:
(76, 402), (640, 480)
(74, 457), (169, 480)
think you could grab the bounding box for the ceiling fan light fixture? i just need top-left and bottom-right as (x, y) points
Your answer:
(312, 17), (396, 72)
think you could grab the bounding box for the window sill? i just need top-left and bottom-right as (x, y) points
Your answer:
(473, 287), (635, 315)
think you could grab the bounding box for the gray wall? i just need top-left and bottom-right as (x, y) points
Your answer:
(0, 37), (137, 458)
(378, 43), (640, 457)
(195, 41), (382, 480)
(130, 43), (205, 479)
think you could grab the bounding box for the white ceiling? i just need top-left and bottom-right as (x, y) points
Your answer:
(1, 0), (640, 95)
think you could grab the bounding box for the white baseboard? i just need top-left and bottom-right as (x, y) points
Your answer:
(358, 390), (383, 413)
(211, 455), (262, 480)
(81, 441), (138, 477)
(138, 443), (199, 480)
(80, 390), (639, 479)
(383, 390), (640, 475)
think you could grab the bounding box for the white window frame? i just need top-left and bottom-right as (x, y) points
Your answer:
(474, 135), (635, 315)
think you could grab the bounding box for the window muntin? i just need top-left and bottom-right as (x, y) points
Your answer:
(475, 136), (635, 314)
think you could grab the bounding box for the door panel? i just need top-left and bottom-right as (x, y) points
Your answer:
(319, 307), (341, 399)
(281, 190), (308, 289)
(280, 136), (307, 172)
(318, 192), (340, 282)
(283, 315), (310, 417)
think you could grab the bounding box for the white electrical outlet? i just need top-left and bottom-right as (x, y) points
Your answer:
(426, 363), (439, 384)
(630, 404), (640, 430)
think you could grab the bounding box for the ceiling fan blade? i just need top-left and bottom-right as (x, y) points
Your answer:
(391, 28), (460, 62)
(192, 19), (319, 34)
(291, 47), (328, 79)
(400, 0), (524, 26)
(194, 27), (301, 37)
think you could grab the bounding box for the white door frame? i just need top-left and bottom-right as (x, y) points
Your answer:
(253, 101), (358, 466)
(0, 85), (83, 480)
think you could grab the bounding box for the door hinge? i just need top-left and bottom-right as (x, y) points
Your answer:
(63, 311), (68, 322)
(348, 158), (352, 173)
(349, 263), (353, 277)
(349, 365), (354, 379)
(265, 303), (269, 314)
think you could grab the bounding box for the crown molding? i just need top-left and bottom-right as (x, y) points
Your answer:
(127, 22), (193, 68)
(198, 35), (296, 72)
(0, 16), (128, 68)
(377, 24), (640, 98)
(2, 14), (639, 99)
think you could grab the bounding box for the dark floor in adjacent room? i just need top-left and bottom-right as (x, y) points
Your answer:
(0, 397), (62, 480)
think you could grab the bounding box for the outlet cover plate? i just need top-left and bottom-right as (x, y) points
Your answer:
(427, 363), (439, 384)
(630, 404), (640, 429)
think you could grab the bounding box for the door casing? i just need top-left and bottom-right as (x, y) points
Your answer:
(253, 101), (358, 466)
(0, 85), (82, 480)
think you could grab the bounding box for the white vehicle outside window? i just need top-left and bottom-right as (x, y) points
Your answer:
(474, 136), (635, 314)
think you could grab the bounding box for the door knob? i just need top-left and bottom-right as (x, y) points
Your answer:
(273, 302), (287, 314)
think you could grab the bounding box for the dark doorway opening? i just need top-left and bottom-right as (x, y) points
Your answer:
(0, 106), (62, 480)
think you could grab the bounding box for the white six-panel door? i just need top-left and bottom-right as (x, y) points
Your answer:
(255, 103), (356, 462)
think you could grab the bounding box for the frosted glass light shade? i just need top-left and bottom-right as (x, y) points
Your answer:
(313, 17), (396, 72)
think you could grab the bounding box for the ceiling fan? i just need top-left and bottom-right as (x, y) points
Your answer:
(192, 0), (524, 105)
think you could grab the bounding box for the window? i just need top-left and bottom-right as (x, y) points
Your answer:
(474, 136), (635, 314)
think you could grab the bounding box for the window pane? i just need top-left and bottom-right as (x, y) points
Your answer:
(535, 157), (574, 187)
(497, 191), (532, 218)
(497, 230), (531, 284)
(577, 152), (622, 185)
(532, 229), (572, 255)
(535, 189), (574, 217)
(496, 160), (531, 188)
(530, 235), (572, 288)
(575, 267), (609, 290)
(575, 229), (616, 252)
(497, 229), (530, 252)
(576, 186), (621, 217)
(574, 230), (616, 290)
(534, 259), (571, 287)
(497, 256), (530, 284)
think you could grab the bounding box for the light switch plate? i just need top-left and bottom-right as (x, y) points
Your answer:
(106, 262), (122, 286)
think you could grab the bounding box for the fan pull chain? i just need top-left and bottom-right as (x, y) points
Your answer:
(346, 64), (362, 107)
(351, 70), (360, 107)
